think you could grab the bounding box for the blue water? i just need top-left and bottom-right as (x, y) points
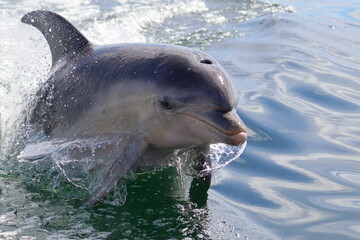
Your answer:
(1, 0), (360, 239)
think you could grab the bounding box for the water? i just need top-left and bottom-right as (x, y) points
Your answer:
(1, 0), (360, 239)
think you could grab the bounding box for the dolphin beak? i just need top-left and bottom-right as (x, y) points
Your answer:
(181, 110), (247, 146)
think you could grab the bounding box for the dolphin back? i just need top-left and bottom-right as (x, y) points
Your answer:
(21, 10), (90, 67)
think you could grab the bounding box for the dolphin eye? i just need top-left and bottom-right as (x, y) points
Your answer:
(160, 97), (174, 110)
(200, 59), (213, 64)
(160, 97), (190, 110)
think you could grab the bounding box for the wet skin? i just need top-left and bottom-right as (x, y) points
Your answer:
(21, 10), (247, 205)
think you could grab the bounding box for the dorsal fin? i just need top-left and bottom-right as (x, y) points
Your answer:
(21, 10), (91, 67)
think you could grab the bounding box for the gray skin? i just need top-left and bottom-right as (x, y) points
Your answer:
(21, 10), (247, 205)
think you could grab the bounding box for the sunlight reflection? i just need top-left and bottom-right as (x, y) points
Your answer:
(214, 153), (359, 226)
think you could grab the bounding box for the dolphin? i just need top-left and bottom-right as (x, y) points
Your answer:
(21, 10), (247, 205)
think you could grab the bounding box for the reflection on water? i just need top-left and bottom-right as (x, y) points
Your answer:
(1, 0), (360, 239)
(208, 1), (360, 238)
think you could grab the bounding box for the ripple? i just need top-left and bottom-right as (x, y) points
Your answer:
(332, 170), (360, 187)
(293, 85), (360, 112)
(1, 0), (360, 239)
(306, 221), (360, 240)
(325, 197), (360, 210)
(213, 152), (358, 229)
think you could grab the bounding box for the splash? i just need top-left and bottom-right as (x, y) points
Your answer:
(0, 0), (253, 208)
(210, 141), (247, 172)
(12, 135), (246, 204)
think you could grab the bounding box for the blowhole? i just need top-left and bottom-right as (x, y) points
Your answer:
(200, 59), (213, 64)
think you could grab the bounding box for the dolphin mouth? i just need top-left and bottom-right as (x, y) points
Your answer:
(179, 112), (247, 146)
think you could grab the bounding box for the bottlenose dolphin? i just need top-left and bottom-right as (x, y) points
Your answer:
(21, 10), (247, 205)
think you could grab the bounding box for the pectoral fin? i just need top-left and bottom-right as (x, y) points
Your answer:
(86, 138), (147, 206)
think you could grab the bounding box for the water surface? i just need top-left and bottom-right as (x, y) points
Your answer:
(1, 0), (360, 239)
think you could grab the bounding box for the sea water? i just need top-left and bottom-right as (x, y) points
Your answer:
(1, 0), (360, 239)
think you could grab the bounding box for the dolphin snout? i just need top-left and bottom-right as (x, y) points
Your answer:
(180, 109), (247, 146)
(222, 111), (247, 146)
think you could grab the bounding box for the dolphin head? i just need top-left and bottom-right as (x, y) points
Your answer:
(46, 44), (246, 149)
(144, 46), (247, 149)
